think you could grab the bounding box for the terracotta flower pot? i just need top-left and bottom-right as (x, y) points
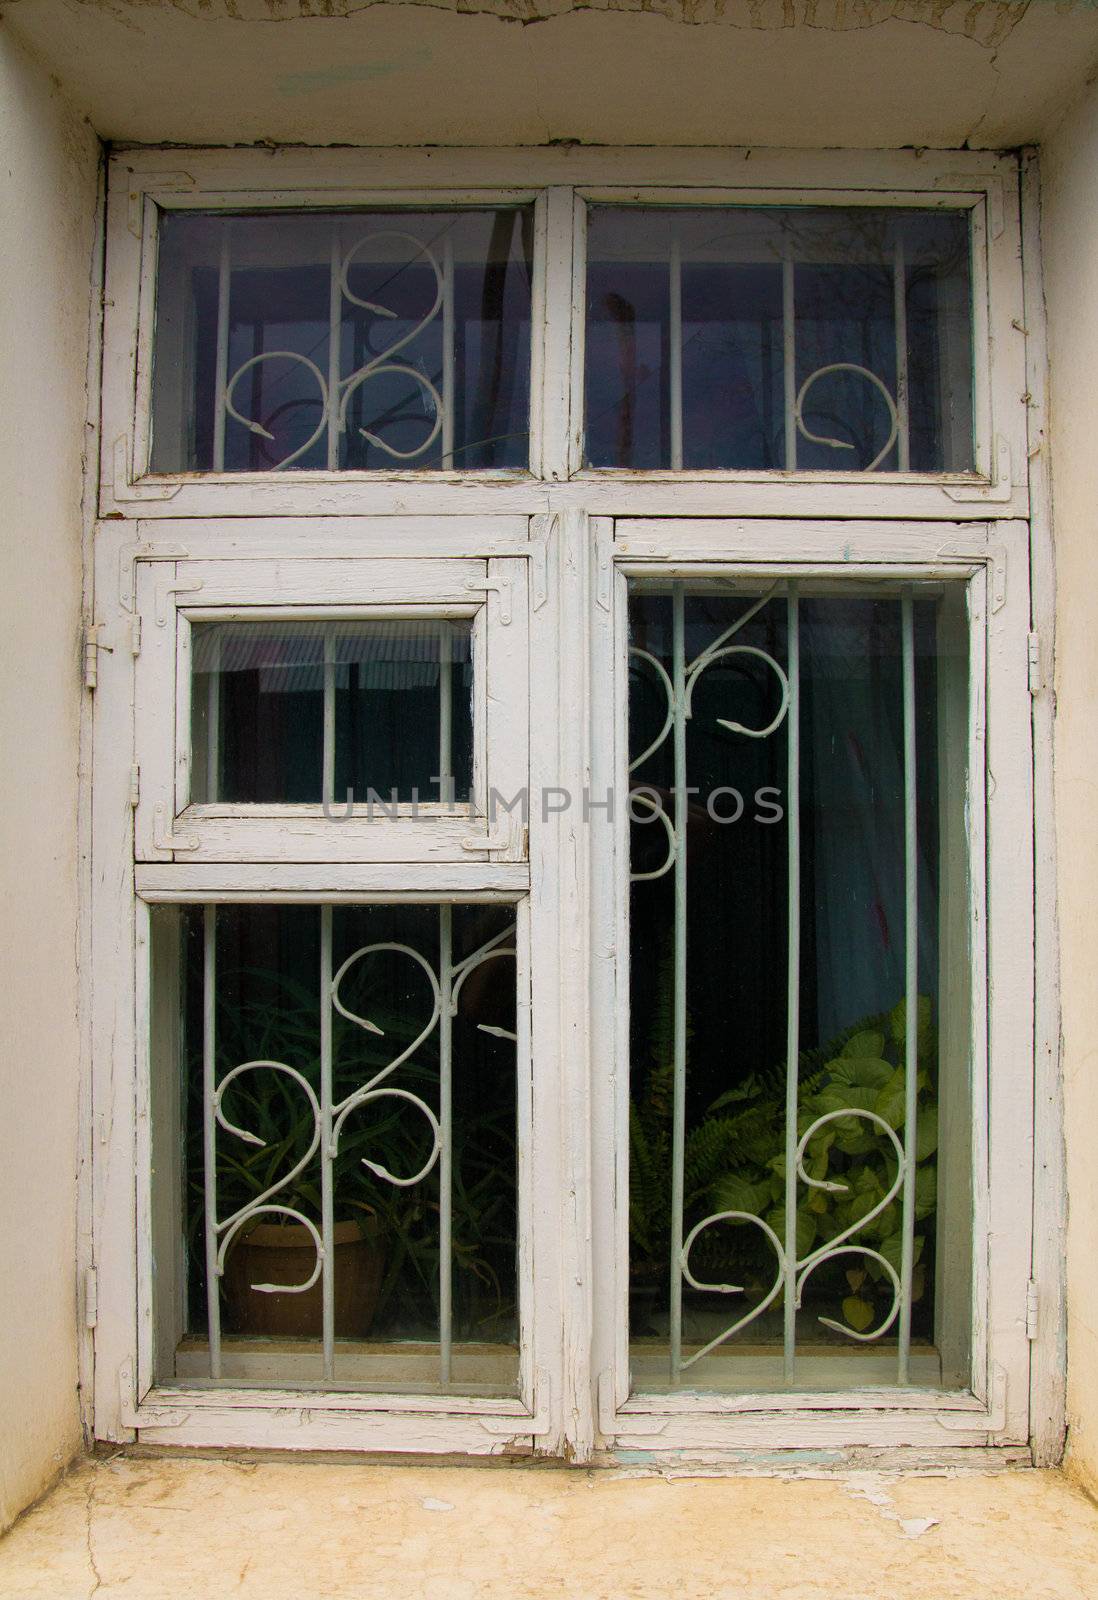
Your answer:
(222, 1218), (383, 1338)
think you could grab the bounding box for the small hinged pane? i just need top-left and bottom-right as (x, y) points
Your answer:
(189, 618), (475, 806)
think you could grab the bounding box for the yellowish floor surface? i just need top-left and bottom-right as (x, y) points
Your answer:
(0, 1456), (1096, 1600)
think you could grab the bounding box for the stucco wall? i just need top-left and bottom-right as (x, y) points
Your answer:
(1041, 82), (1098, 1497)
(0, 26), (99, 1530)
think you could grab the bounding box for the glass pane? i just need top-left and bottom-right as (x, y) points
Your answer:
(586, 208), (973, 472)
(627, 580), (972, 1393)
(190, 619), (474, 805)
(150, 901), (520, 1394)
(151, 209), (533, 472)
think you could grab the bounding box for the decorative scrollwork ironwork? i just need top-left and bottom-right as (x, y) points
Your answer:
(630, 584), (909, 1367)
(222, 230), (447, 470)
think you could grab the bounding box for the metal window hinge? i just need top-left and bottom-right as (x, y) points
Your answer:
(467, 576), (512, 625)
(943, 434), (1014, 505)
(152, 802), (200, 854)
(110, 435), (180, 504)
(83, 625), (112, 690)
(130, 614), (142, 657)
(460, 820), (513, 853)
(156, 578), (203, 627)
(1028, 633), (1042, 695)
(130, 765), (141, 808)
(84, 1267), (98, 1330)
(1026, 1279), (1040, 1340)
(117, 1358), (188, 1433)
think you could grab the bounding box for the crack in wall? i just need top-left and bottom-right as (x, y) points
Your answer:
(0, 0), (1036, 51)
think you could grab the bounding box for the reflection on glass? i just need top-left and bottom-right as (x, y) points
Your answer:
(627, 581), (972, 1393)
(151, 209), (533, 472)
(149, 901), (520, 1394)
(190, 619), (474, 805)
(586, 208), (973, 472)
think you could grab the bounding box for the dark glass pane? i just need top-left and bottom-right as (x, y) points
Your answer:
(190, 619), (473, 806)
(152, 209), (533, 472)
(586, 208), (973, 473)
(627, 581), (971, 1392)
(155, 901), (519, 1394)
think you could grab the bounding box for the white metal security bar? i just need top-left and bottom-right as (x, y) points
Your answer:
(200, 907), (517, 1383)
(664, 231), (908, 472)
(212, 220), (452, 472)
(199, 636), (515, 1383)
(630, 580), (920, 1386)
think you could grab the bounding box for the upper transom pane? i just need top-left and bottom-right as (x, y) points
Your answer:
(151, 209), (534, 473)
(584, 207), (973, 474)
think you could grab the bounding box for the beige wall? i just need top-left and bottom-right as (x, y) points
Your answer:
(0, 26), (99, 1530)
(1041, 81), (1098, 1497)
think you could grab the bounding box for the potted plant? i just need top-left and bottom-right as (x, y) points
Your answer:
(187, 958), (517, 1343)
(630, 994), (939, 1337)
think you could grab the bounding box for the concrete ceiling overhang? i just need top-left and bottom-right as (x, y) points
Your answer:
(2, 0), (1097, 149)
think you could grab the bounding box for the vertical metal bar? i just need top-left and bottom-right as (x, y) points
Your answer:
(669, 582), (688, 1382)
(439, 620), (453, 801)
(898, 593), (919, 1384)
(202, 905), (222, 1380)
(442, 235), (455, 468)
(327, 221), (342, 472)
(320, 904), (335, 1381)
(438, 622), (454, 1383)
(783, 249), (797, 472)
(438, 905), (454, 1385)
(893, 234), (911, 472)
(323, 626), (336, 808)
(205, 630), (221, 805)
(783, 585), (801, 1385)
(212, 220), (231, 473)
(669, 235), (684, 471)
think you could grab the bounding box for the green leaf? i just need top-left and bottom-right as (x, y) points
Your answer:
(914, 1164), (937, 1218)
(709, 1173), (771, 1215)
(828, 1056), (894, 1090)
(842, 1296), (875, 1332)
(916, 1106), (938, 1162)
(889, 994), (932, 1047)
(841, 1030), (886, 1060)
(874, 1068), (908, 1130)
(764, 1206), (817, 1257)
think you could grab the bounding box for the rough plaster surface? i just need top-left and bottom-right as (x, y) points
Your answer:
(3, 0), (1098, 146)
(1, 0), (1035, 46)
(1, 1457), (1097, 1599)
(1041, 77), (1098, 1502)
(0, 30), (99, 1533)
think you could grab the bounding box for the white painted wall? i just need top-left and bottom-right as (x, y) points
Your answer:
(0, 26), (99, 1531)
(1040, 81), (1098, 1498)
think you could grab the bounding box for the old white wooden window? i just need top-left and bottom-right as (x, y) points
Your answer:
(90, 148), (1041, 1461)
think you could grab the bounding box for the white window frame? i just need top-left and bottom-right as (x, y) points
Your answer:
(101, 146), (1026, 522)
(87, 144), (1052, 1466)
(588, 517), (1034, 1452)
(135, 548), (529, 864)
